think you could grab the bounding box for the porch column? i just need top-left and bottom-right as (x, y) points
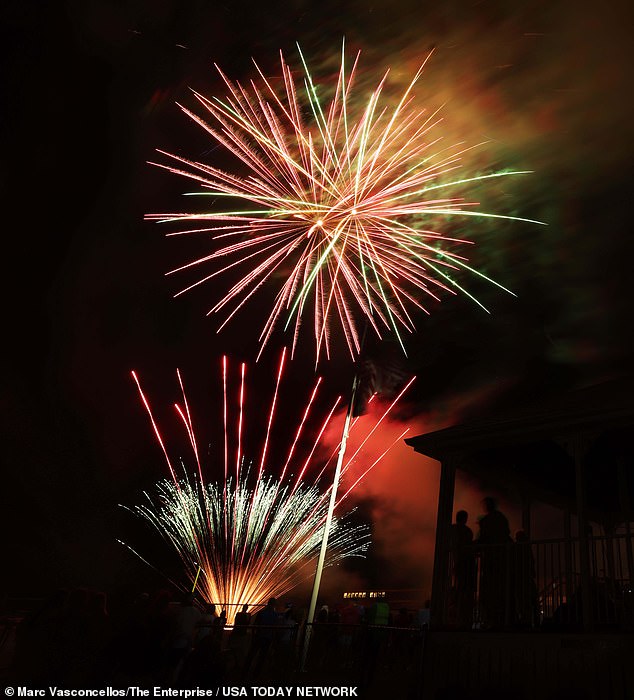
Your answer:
(616, 457), (634, 590)
(563, 508), (574, 612)
(430, 456), (457, 629)
(521, 495), (531, 538)
(573, 436), (593, 630)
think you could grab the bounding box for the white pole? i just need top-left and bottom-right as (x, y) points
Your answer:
(301, 371), (360, 670)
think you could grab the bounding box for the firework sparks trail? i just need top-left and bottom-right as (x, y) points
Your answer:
(121, 352), (414, 621)
(120, 476), (368, 624)
(148, 42), (544, 361)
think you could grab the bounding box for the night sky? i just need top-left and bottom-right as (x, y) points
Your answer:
(2, 0), (634, 605)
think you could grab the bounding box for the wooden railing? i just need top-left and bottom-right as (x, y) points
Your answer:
(445, 533), (634, 630)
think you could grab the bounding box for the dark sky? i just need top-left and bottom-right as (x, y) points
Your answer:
(2, 0), (634, 601)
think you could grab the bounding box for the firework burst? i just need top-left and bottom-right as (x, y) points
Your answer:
(122, 475), (369, 622)
(148, 43), (543, 361)
(120, 350), (413, 619)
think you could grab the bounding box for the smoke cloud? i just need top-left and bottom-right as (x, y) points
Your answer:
(320, 386), (522, 603)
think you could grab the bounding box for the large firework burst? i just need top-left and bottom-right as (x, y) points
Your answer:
(120, 351), (413, 619)
(122, 476), (369, 622)
(148, 43), (542, 361)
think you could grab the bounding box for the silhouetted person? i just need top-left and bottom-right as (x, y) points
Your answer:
(478, 497), (511, 542)
(338, 599), (361, 667)
(391, 608), (413, 666)
(409, 599), (430, 663)
(84, 591), (111, 683)
(233, 603), (251, 631)
(276, 605), (298, 675)
(244, 597), (278, 677)
(142, 590), (172, 680)
(180, 634), (225, 685)
(513, 530), (538, 627)
(477, 497), (512, 628)
(211, 609), (227, 651)
(229, 604), (251, 667)
(57, 587), (91, 684)
(450, 510), (477, 628)
(394, 608), (411, 627)
(195, 603), (218, 644)
(312, 603), (334, 668)
(361, 598), (390, 687)
(13, 588), (68, 683)
(167, 593), (201, 682)
(418, 599), (431, 629)
(317, 603), (329, 623)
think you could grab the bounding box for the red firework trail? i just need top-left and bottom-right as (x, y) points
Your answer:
(121, 351), (415, 618)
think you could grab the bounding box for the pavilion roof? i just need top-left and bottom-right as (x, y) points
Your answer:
(405, 378), (634, 517)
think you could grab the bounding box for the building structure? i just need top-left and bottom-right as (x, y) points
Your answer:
(406, 379), (634, 698)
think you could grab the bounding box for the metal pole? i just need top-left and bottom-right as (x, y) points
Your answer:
(301, 371), (361, 671)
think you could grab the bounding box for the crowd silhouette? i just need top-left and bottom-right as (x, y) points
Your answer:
(7, 496), (624, 693)
(6, 587), (433, 689)
(448, 497), (541, 630)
